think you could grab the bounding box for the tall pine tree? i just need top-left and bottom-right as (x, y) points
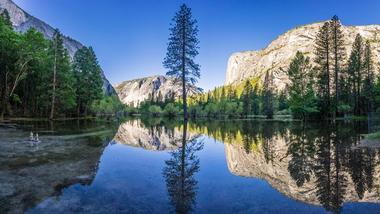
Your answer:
(362, 40), (375, 113)
(263, 70), (274, 119)
(315, 21), (332, 118)
(347, 34), (363, 115)
(73, 46), (103, 116)
(163, 4), (200, 120)
(48, 29), (75, 119)
(330, 15), (346, 117)
(242, 80), (253, 116)
(287, 52), (317, 120)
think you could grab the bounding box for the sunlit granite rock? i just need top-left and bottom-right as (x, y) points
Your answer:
(225, 22), (380, 91)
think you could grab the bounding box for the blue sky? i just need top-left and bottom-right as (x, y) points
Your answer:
(13, 0), (380, 90)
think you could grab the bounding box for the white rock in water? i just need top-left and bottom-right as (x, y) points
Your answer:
(225, 22), (380, 91)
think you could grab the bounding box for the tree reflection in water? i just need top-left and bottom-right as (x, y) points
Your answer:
(286, 122), (379, 213)
(187, 120), (379, 213)
(162, 121), (204, 214)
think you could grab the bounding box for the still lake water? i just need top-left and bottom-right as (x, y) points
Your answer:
(1, 118), (380, 214)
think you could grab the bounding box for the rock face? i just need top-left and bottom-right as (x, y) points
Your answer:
(225, 22), (380, 90)
(113, 120), (182, 150)
(0, 0), (116, 95)
(115, 75), (200, 107)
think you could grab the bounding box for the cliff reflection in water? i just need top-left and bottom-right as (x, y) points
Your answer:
(188, 120), (380, 213)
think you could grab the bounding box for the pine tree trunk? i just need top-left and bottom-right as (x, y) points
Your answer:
(49, 46), (57, 120)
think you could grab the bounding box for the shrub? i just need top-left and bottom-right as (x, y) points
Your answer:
(164, 103), (179, 117)
(149, 105), (162, 117)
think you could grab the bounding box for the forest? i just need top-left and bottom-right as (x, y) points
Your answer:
(137, 16), (380, 121)
(0, 10), (121, 121)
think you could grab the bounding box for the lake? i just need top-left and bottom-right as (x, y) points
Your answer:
(1, 118), (380, 214)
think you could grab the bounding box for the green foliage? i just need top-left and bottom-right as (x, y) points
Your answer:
(287, 52), (318, 120)
(149, 105), (162, 117)
(163, 4), (200, 119)
(1, 9), (12, 27)
(263, 70), (274, 119)
(91, 95), (123, 116)
(73, 46), (103, 116)
(242, 80), (253, 116)
(0, 15), (115, 120)
(164, 103), (180, 117)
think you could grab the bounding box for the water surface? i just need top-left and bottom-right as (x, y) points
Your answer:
(1, 119), (380, 213)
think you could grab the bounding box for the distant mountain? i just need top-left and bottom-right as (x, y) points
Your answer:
(115, 75), (200, 107)
(0, 0), (116, 95)
(225, 22), (380, 90)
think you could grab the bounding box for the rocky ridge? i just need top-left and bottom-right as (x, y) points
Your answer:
(115, 75), (200, 107)
(225, 22), (380, 90)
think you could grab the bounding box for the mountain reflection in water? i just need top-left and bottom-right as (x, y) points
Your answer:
(1, 119), (380, 213)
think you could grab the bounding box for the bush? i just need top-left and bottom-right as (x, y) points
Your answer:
(149, 105), (162, 117)
(205, 103), (218, 117)
(276, 108), (291, 115)
(164, 103), (179, 117)
(125, 105), (139, 115)
(91, 95), (124, 116)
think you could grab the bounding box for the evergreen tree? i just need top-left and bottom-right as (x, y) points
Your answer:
(347, 34), (363, 115)
(48, 29), (76, 119)
(287, 52), (317, 120)
(0, 14), (19, 120)
(263, 70), (274, 119)
(278, 89), (289, 111)
(1, 9), (12, 27)
(163, 4), (200, 120)
(362, 40), (375, 114)
(17, 29), (49, 116)
(73, 46), (103, 116)
(252, 85), (260, 115)
(315, 21), (332, 118)
(330, 15), (346, 117)
(242, 80), (253, 116)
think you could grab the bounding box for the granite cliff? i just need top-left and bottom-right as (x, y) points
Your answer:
(225, 22), (380, 90)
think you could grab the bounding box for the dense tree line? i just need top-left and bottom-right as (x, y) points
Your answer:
(0, 10), (114, 120)
(132, 15), (379, 121)
(185, 16), (379, 120)
(287, 16), (379, 120)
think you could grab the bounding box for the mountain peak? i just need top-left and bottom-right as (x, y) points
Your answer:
(225, 22), (380, 90)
